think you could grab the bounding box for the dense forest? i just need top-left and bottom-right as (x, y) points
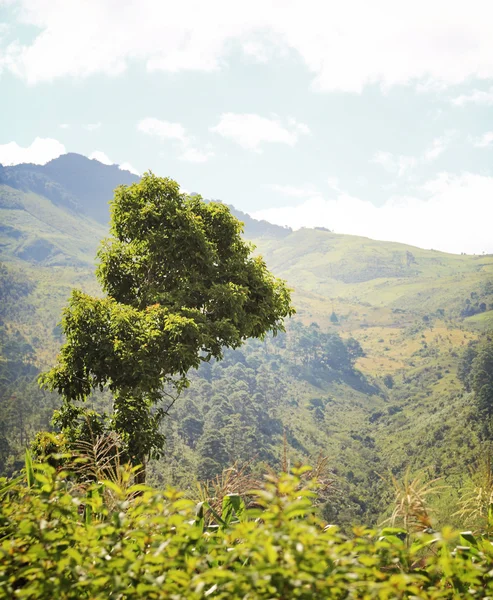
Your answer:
(2, 156), (493, 597)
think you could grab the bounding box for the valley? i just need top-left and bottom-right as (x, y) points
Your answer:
(1, 154), (492, 528)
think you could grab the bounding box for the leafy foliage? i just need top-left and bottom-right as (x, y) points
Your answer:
(41, 173), (294, 471)
(458, 335), (493, 430)
(4, 461), (493, 598)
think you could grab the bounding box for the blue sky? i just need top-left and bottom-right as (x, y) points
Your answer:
(1, 0), (493, 253)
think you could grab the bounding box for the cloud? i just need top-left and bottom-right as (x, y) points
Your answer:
(252, 172), (493, 255)
(372, 133), (455, 177)
(138, 117), (213, 162)
(137, 118), (188, 143)
(327, 177), (341, 192)
(89, 150), (113, 165)
(119, 162), (140, 175)
(178, 147), (214, 163)
(59, 123), (70, 129)
(423, 133), (454, 161)
(267, 183), (318, 198)
(371, 151), (417, 177)
(0, 137), (65, 165)
(88, 151), (140, 174)
(452, 87), (493, 106)
(6, 0), (493, 91)
(211, 113), (309, 151)
(473, 132), (493, 148)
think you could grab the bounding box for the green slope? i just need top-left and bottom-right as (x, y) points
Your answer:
(254, 227), (493, 318)
(0, 184), (106, 267)
(1, 162), (492, 526)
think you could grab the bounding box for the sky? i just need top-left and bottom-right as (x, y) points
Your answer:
(1, 0), (493, 254)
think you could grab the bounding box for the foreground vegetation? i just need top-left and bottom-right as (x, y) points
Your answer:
(3, 455), (493, 599)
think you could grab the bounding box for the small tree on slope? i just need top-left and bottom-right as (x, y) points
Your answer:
(40, 173), (294, 479)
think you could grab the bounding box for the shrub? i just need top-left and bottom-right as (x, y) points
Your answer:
(3, 460), (493, 598)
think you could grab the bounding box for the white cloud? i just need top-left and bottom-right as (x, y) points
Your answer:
(0, 137), (65, 165)
(473, 132), (493, 147)
(424, 139), (445, 161)
(327, 177), (341, 192)
(211, 113), (309, 151)
(371, 151), (417, 177)
(119, 162), (140, 175)
(452, 87), (493, 106)
(4, 1), (493, 92)
(138, 117), (213, 163)
(59, 122), (102, 131)
(89, 151), (141, 174)
(252, 172), (493, 254)
(242, 40), (270, 63)
(371, 151), (394, 171)
(89, 150), (113, 165)
(423, 133), (454, 161)
(84, 122), (102, 131)
(178, 148), (214, 163)
(372, 133), (455, 177)
(137, 118), (188, 143)
(267, 183), (318, 198)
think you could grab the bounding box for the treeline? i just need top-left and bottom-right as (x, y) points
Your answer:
(458, 333), (493, 431)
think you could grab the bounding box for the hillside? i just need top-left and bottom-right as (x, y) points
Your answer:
(0, 154), (492, 526)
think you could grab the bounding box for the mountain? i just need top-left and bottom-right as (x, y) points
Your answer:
(0, 153), (139, 223)
(1, 154), (492, 526)
(0, 154), (291, 266)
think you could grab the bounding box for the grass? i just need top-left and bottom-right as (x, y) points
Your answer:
(465, 309), (493, 330)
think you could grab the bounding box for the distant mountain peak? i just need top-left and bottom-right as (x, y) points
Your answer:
(0, 152), (291, 240)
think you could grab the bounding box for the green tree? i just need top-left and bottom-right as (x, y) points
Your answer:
(41, 173), (294, 479)
(458, 342), (479, 392)
(196, 429), (229, 479)
(179, 416), (203, 448)
(471, 341), (493, 422)
(345, 337), (365, 363)
(319, 333), (352, 372)
(383, 374), (394, 389)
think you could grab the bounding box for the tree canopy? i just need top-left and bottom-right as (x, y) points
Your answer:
(458, 336), (493, 436)
(41, 173), (294, 470)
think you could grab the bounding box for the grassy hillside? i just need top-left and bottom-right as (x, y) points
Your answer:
(1, 162), (492, 526)
(0, 184), (105, 267)
(255, 228), (493, 318)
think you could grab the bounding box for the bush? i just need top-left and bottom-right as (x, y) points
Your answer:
(3, 461), (493, 598)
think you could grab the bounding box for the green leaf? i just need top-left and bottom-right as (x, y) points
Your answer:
(221, 494), (246, 525)
(0, 475), (23, 497)
(25, 449), (35, 488)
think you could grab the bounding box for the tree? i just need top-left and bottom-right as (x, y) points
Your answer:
(196, 429), (229, 479)
(471, 342), (493, 421)
(319, 333), (352, 372)
(41, 173), (294, 478)
(383, 374), (394, 389)
(345, 337), (365, 363)
(458, 342), (479, 392)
